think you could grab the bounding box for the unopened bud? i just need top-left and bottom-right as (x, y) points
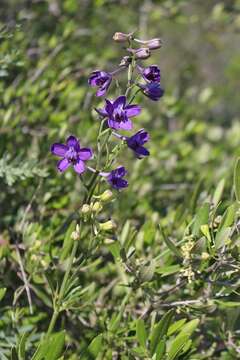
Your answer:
(113, 32), (133, 42)
(134, 37), (162, 50)
(30, 254), (38, 262)
(71, 224), (80, 241)
(201, 252), (210, 260)
(91, 201), (103, 213)
(133, 47), (151, 60)
(81, 204), (91, 214)
(145, 38), (162, 50)
(119, 56), (132, 67)
(99, 220), (116, 232)
(100, 190), (113, 202)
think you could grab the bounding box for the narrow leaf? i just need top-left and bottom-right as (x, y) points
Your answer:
(136, 319), (147, 349)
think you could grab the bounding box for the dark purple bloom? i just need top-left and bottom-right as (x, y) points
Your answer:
(88, 70), (112, 97)
(107, 166), (128, 190)
(140, 82), (164, 101)
(141, 65), (161, 83)
(126, 129), (150, 158)
(51, 135), (93, 174)
(96, 95), (141, 130)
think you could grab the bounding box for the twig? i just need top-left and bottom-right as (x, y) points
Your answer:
(15, 246), (33, 314)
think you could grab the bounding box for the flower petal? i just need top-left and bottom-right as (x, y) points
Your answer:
(135, 146), (150, 157)
(78, 148), (93, 161)
(73, 160), (85, 174)
(113, 178), (128, 189)
(67, 135), (80, 151)
(119, 118), (132, 130)
(125, 104), (141, 117)
(51, 143), (68, 157)
(113, 95), (126, 109)
(105, 99), (114, 115)
(95, 107), (108, 117)
(57, 158), (70, 172)
(115, 166), (127, 177)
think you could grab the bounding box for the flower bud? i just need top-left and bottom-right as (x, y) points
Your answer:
(145, 38), (162, 50)
(99, 220), (116, 231)
(201, 252), (210, 260)
(71, 224), (80, 241)
(99, 190), (113, 202)
(91, 201), (103, 213)
(81, 204), (91, 214)
(119, 56), (132, 67)
(134, 48), (151, 60)
(113, 32), (132, 42)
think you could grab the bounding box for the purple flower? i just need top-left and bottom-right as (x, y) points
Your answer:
(107, 166), (128, 190)
(51, 135), (93, 174)
(126, 129), (150, 158)
(139, 82), (164, 101)
(88, 70), (112, 97)
(141, 65), (161, 83)
(96, 95), (141, 130)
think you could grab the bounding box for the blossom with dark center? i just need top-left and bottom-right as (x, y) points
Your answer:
(107, 166), (128, 190)
(88, 70), (112, 97)
(51, 135), (93, 174)
(139, 65), (161, 83)
(139, 82), (164, 101)
(126, 129), (150, 158)
(96, 95), (141, 130)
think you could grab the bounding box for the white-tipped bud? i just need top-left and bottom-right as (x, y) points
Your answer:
(134, 47), (151, 60)
(81, 204), (91, 214)
(91, 201), (103, 213)
(145, 38), (162, 50)
(99, 190), (113, 202)
(113, 32), (133, 42)
(99, 220), (116, 232)
(71, 224), (80, 241)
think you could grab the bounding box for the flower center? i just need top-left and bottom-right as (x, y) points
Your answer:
(114, 109), (126, 123)
(65, 147), (78, 162)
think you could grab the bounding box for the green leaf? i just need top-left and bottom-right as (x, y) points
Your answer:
(217, 204), (235, 232)
(87, 334), (103, 357)
(234, 157), (240, 203)
(18, 332), (28, 360)
(178, 319), (199, 337)
(155, 339), (166, 360)
(215, 300), (240, 308)
(31, 331), (65, 360)
(60, 220), (76, 261)
(11, 347), (18, 360)
(0, 287), (7, 301)
(167, 334), (189, 360)
(155, 265), (180, 277)
(167, 319), (187, 336)
(150, 309), (174, 355)
(159, 225), (182, 259)
(139, 260), (156, 282)
(136, 319), (147, 349)
(192, 203), (210, 236)
(212, 178), (225, 206)
(215, 227), (231, 249)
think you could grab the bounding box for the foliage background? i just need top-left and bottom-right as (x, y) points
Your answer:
(0, 0), (240, 359)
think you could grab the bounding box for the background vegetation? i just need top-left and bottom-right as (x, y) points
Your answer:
(1, 0), (240, 359)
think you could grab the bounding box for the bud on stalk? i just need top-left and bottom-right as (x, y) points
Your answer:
(113, 32), (133, 43)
